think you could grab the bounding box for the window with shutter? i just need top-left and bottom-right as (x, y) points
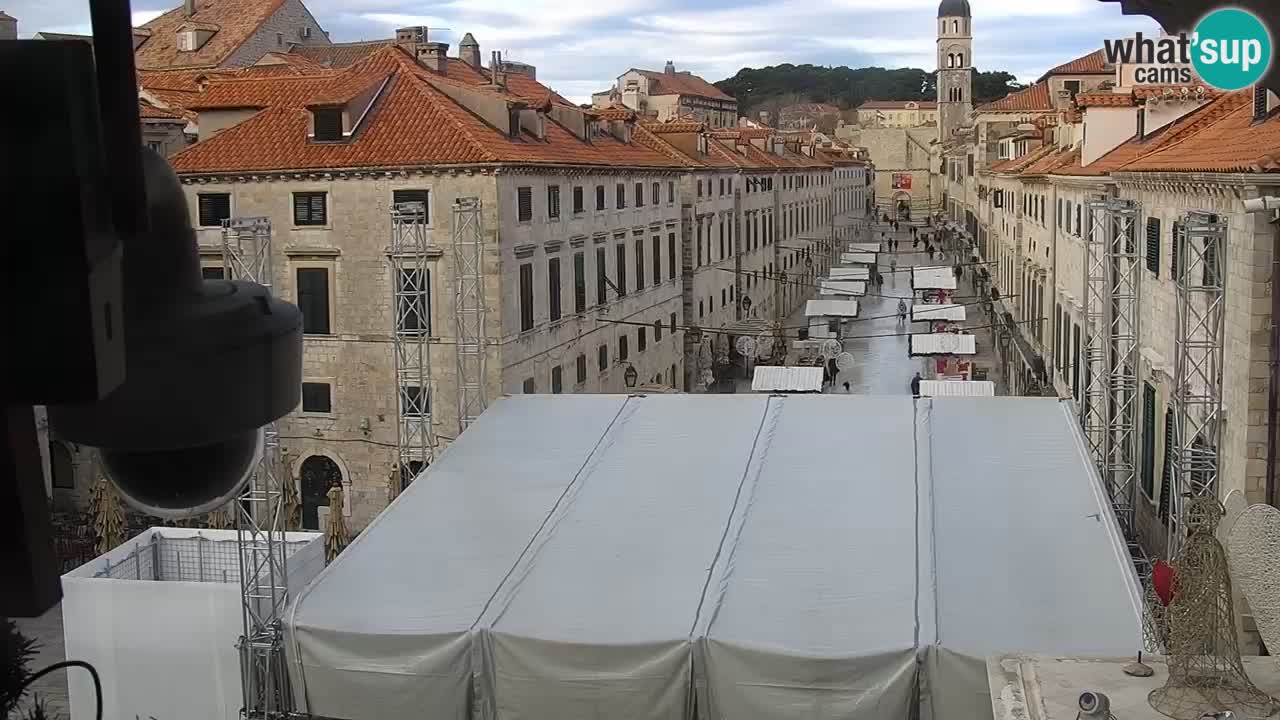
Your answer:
(1170, 222), (1182, 279)
(615, 244), (627, 296)
(1141, 382), (1157, 499)
(517, 187), (533, 222)
(519, 262), (534, 331)
(652, 236), (661, 286)
(296, 267), (331, 334)
(596, 185), (605, 211)
(197, 193), (231, 227)
(523, 378), (536, 394)
(392, 190), (430, 223)
(573, 252), (586, 313)
(652, 182), (660, 205)
(576, 354), (587, 384)
(598, 344), (608, 372)
(635, 240), (644, 291)
(617, 183), (626, 209)
(596, 247), (607, 305)
(1071, 323), (1081, 398)
(573, 186), (583, 214)
(654, 320), (663, 341)
(619, 335), (628, 361)
(1203, 232), (1219, 287)
(1145, 217), (1161, 275)
(202, 266), (225, 280)
(301, 382), (332, 413)
(312, 109), (343, 141)
(669, 312), (676, 332)
(638, 326), (646, 352)
(547, 185), (560, 219)
(667, 181), (675, 203)
(1159, 409), (1174, 522)
(635, 183), (644, 207)
(548, 257), (561, 322)
(668, 234), (676, 280)
(293, 192), (327, 226)
(551, 365), (563, 394)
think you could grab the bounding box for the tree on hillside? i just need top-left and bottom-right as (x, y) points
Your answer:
(716, 63), (1022, 115)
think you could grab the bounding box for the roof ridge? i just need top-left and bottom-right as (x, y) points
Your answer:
(1119, 91), (1251, 168)
(169, 105), (277, 166)
(403, 74), (500, 164)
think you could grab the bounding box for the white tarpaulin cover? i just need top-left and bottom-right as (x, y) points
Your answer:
(912, 303), (966, 322)
(286, 395), (1143, 720)
(847, 242), (880, 253)
(919, 380), (995, 397)
(912, 266), (958, 290)
(842, 251), (877, 264)
(751, 366), (824, 392)
(805, 299), (859, 317)
(829, 266), (871, 281)
(909, 333), (977, 355)
(819, 279), (866, 296)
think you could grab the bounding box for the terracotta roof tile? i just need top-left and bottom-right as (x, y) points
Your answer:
(1039, 49), (1110, 81)
(1077, 92), (1135, 108)
(1119, 90), (1279, 172)
(134, 0), (290, 70)
(633, 68), (734, 101)
(1019, 145), (1079, 176)
(990, 142), (1055, 174)
(1132, 85), (1223, 102)
(291, 41), (392, 69)
(139, 99), (185, 120)
(857, 100), (938, 110)
(977, 82), (1053, 113)
(645, 120), (706, 133)
(169, 52), (690, 175)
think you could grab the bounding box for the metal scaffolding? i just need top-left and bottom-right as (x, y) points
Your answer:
(452, 197), (488, 433)
(1081, 198), (1142, 542)
(389, 202), (438, 487)
(1168, 211), (1228, 556)
(221, 216), (292, 719)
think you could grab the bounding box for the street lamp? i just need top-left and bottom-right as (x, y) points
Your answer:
(623, 363), (638, 388)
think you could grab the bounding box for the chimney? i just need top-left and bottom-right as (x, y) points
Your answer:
(489, 50), (507, 89)
(664, 60), (675, 75)
(0, 11), (15, 40)
(395, 25), (428, 57)
(184, 0), (195, 16)
(420, 42), (449, 74)
(459, 32), (480, 69)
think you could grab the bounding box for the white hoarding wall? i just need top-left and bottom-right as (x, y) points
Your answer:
(287, 395), (1144, 720)
(62, 529), (323, 720)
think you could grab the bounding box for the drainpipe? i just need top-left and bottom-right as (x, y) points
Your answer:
(1245, 195), (1280, 507)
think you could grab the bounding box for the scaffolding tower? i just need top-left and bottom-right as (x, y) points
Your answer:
(389, 202), (438, 487)
(1168, 211), (1228, 557)
(452, 198), (488, 433)
(1081, 198), (1143, 544)
(221, 216), (292, 719)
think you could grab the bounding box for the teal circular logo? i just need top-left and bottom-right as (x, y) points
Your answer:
(1191, 8), (1273, 91)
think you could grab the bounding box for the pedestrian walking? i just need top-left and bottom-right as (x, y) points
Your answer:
(897, 299), (908, 325)
(889, 258), (897, 282)
(842, 381), (851, 393)
(827, 357), (838, 386)
(910, 372), (922, 398)
(926, 245), (935, 260)
(954, 262), (964, 279)
(913, 236), (920, 249)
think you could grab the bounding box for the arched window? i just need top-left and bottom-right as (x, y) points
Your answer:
(50, 441), (74, 489)
(300, 455), (343, 530)
(953, 20), (959, 33)
(957, 52), (964, 67)
(947, 54), (954, 68)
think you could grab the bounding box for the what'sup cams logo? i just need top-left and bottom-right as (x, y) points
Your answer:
(1103, 7), (1273, 91)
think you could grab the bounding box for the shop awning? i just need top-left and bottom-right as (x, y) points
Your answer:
(819, 279), (867, 296)
(841, 252), (877, 264)
(751, 366), (825, 393)
(912, 304), (966, 322)
(805, 299), (860, 318)
(919, 380), (995, 397)
(829, 267), (870, 281)
(909, 333), (977, 356)
(912, 266), (958, 291)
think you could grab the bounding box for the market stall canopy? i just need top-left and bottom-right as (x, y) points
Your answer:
(847, 242), (880, 253)
(912, 303), (966, 322)
(910, 333), (977, 355)
(819, 279), (867, 296)
(286, 395), (1143, 720)
(912, 266), (958, 291)
(841, 251), (877, 264)
(805, 299), (860, 318)
(919, 380), (995, 397)
(750, 366), (824, 393)
(829, 267), (870, 281)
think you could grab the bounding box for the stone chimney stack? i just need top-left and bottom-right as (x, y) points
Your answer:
(459, 32), (481, 69)
(664, 60), (675, 75)
(184, 0), (195, 16)
(490, 50), (507, 89)
(395, 26), (428, 57)
(420, 42), (449, 73)
(0, 11), (16, 41)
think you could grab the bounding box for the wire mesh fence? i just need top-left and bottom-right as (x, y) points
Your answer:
(93, 532), (310, 584)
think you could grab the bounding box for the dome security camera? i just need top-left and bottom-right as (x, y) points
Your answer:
(1077, 691), (1110, 717)
(48, 149), (302, 519)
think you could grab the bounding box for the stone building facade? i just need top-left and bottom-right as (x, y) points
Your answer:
(853, 101), (938, 129)
(132, 0), (330, 71)
(592, 63), (738, 129)
(936, 0), (973, 142)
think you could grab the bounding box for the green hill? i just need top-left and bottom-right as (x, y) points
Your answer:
(714, 64), (1023, 116)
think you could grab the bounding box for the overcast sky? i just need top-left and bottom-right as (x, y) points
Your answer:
(12, 0), (1157, 104)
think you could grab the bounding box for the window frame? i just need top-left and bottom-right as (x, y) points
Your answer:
(519, 262), (535, 332)
(547, 184), (561, 220)
(301, 380), (334, 414)
(294, 263), (334, 335)
(517, 186), (533, 223)
(292, 191), (328, 227)
(197, 192), (232, 227)
(392, 189), (431, 225)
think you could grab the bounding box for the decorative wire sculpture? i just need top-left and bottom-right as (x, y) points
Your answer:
(1148, 496), (1277, 719)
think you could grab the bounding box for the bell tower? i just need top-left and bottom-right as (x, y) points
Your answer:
(937, 0), (973, 141)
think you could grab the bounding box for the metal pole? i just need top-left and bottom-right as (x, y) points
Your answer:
(1267, 218), (1280, 507)
(197, 534), (205, 582)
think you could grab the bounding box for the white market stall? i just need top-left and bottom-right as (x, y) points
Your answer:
(62, 528), (324, 720)
(805, 299), (860, 318)
(912, 303), (966, 323)
(841, 251), (877, 264)
(847, 242), (880, 253)
(829, 266), (870, 281)
(919, 379), (995, 397)
(751, 366), (824, 393)
(285, 395), (1145, 720)
(912, 265), (957, 291)
(909, 333), (977, 356)
(819, 279), (866, 296)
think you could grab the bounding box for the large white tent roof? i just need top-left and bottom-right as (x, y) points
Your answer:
(912, 265), (958, 290)
(286, 395), (1143, 720)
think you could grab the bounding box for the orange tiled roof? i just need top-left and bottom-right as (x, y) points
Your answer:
(291, 41), (391, 69)
(1063, 110), (1083, 123)
(1077, 92), (1135, 108)
(633, 68), (734, 101)
(140, 99), (185, 120)
(858, 100), (937, 110)
(1019, 145), (1080, 176)
(595, 106), (636, 121)
(134, 0), (292, 70)
(1132, 85), (1223, 101)
(990, 142), (1055, 174)
(1118, 90), (1278, 172)
(170, 45), (689, 174)
(1038, 49), (1110, 81)
(977, 82), (1053, 113)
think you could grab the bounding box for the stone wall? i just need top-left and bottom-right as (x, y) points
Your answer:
(222, 0), (330, 68)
